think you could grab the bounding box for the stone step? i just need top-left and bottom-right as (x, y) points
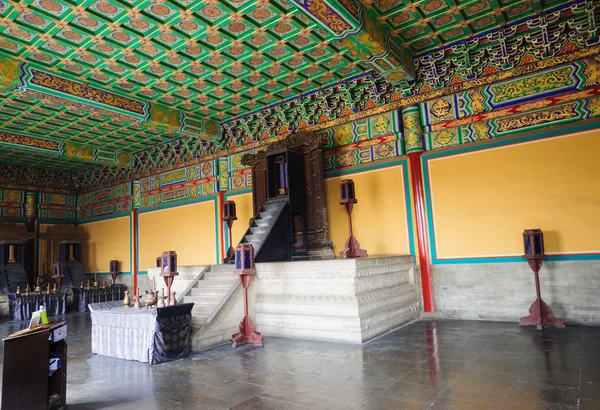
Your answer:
(210, 264), (236, 273)
(204, 271), (236, 281)
(188, 286), (231, 297)
(192, 306), (214, 316)
(184, 295), (222, 306)
(191, 316), (208, 326)
(254, 219), (271, 227)
(197, 279), (237, 288)
(249, 226), (269, 236)
(172, 274), (200, 281)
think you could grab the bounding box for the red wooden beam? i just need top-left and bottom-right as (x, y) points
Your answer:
(408, 152), (435, 312)
(132, 208), (138, 297)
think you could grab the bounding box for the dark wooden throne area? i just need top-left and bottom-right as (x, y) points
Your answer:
(241, 132), (334, 260)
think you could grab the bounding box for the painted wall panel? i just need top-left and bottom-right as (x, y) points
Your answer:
(80, 216), (130, 274)
(428, 131), (600, 259)
(38, 224), (53, 276)
(325, 165), (411, 257)
(226, 192), (253, 248)
(138, 200), (217, 270)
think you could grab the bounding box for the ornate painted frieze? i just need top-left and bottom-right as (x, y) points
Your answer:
(425, 96), (600, 150)
(220, 2), (600, 148)
(38, 192), (77, 220)
(323, 136), (404, 171)
(79, 183), (132, 221)
(138, 161), (217, 209)
(0, 164), (78, 193)
(0, 188), (24, 218)
(420, 61), (592, 131)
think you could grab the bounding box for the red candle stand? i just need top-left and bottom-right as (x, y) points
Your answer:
(222, 201), (238, 264)
(519, 229), (564, 329)
(109, 260), (120, 286)
(160, 251), (179, 306)
(339, 179), (367, 258)
(232, 243), (263, 347)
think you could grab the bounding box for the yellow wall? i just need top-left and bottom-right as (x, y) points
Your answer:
(325, 165), (411, 256)
(428, 131), (600, 258)
(138, 200), (217, 270)
(80, 216), (130, 273)
(226, 192), (253, 247)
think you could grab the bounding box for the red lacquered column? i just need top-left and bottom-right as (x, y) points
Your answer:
(408, 152), (435, 312)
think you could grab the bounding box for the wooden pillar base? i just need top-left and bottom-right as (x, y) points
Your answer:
(339, 235), (367, 258)
(232, 316), (263, 347)
(520, 299), (565, 329)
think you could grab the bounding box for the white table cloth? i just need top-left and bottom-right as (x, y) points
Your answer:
(89, 301), (156, 363)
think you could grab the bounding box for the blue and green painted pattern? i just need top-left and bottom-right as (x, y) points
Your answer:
(0, 188), (24, 218)
(424, 96), (600, 150)
(79, 183), (132, 221)
(38, 192), (76, 220)
(139, 160), (217, 209)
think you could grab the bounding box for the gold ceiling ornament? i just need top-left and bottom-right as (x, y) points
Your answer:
(12, 3), (29, 13)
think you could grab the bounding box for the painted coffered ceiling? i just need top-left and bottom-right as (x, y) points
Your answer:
(0, 0), (589, 176)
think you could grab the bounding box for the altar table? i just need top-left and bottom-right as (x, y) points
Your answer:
(8, 292), (67, 321)
(73, 287), (122, 312)
(89, 301), (194, 364)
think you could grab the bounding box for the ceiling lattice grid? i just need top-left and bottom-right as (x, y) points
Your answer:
(0, 0), (366, 121)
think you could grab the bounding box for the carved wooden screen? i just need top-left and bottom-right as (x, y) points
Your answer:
(242, 132), (333, 259)
(252, 161), (268, 216)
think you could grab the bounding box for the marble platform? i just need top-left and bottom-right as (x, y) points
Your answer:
(254, 255), (420, 343)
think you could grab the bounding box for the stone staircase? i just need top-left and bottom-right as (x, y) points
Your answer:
(180, 264), (238, 326)
(229, 201), (286, 264)
(147, 266), (209, 303)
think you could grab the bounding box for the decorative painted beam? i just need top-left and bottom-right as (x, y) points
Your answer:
(291, 0), (414, 83)
(0, 130), (132, 168)
(0, 55), (218, 140)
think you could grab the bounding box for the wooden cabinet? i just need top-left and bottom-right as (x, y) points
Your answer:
(1, 321), (67, 410)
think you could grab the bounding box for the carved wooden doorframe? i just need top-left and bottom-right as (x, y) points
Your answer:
(242, 132), (333, 259)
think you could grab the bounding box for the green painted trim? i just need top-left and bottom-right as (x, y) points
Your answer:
(213, 196), (219, 265)
(224, 188), (252, 197)
(137, 195), (217, 214)
(35, 220), (40, 279)
(0, 218), (27, 223)
(78, 212), (131, 224)
(129, 212), (133, 281)
(422, 121), (600, 264)
(324, 157), (408, 178)
(86, 271), (132, 275)
(433, 254), (600, 264)
(423, 121), (600, 161)
(135, 210), (139, 274)
(37, 219), (77, 225)
(137, 270), (148, 275)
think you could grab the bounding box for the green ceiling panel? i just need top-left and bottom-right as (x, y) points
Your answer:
(0, 0), (586, 177)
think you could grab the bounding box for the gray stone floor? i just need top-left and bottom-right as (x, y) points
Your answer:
(1, 314), (599, 409)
